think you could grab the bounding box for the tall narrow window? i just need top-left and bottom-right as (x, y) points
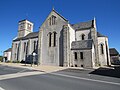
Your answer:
(49, 18), (51, 26)
(36, 40), (38, 54)
(80, 52), (83, 59)
(81, 34), (85, 40)
(24, 42), (26, 52)
(15, 43), (17, 53)
(37, 40), (38, 48)
(53, 32), (57, 46)
(49, 15), (56, 25)
(74, 52), (77, 59)
(49, 33), (52, 47)
(52, 16), (54, 25)
(34, 41), (36, 51)
(26, 42), (28, 55)
(52, 16), (56, 25)
(100, 44), (104, 54)
(15, 53), (16, 59)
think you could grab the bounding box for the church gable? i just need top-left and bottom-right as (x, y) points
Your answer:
(39, 9), (69, 66)
(39, 9), (68, 29)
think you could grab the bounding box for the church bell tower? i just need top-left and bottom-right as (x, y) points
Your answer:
(18, 19), (33, 38)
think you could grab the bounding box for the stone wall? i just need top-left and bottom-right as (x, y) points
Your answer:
(12, 37), (38, 62)
(71, 49), (92, 68)
(76, 29), (91, 41)
(39, 10), (68, 66)
(98, 37), (111, 66)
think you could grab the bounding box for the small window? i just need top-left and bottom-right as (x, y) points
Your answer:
(81, 34), (85, 40)
(80, 52), (83, 59)
(100, 44), (104, 54)
(27, 23), (31, 30)
(81, 65), (84, 67)
(74, 52), (77, 59)
(75, 64), (77, 67)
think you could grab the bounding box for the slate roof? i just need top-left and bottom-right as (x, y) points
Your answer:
(13, 32), (38, 41)
(109, 48), (119, 56)
(4, 48), (12, 52)
(19, 19), (27, 22)
(71, 40), (93, 50)
(53, 9), (68, 22)
(97, 32), (106, 37)
(71, 20), (94, 30)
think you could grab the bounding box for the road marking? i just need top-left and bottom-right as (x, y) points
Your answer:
(51, 73), (120, 86)
(0, 71), (45, 81)
(17, 68), (29, 73)
(3, 67), (19, 71)
(0, 87), (5, 90)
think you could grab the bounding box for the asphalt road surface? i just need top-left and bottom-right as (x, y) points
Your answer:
(0, 64), (120, 90)
(0, 64), (36, 75)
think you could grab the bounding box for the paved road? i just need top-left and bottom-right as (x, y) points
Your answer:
(0, 64), (38, 75)
(54, 68), (120, 83)
(0, 65), (120, 90)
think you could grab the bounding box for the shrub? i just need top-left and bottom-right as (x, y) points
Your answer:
(6, 60), (12, 63)
(0, 56), (3, 62)
(12, 60), (20, 63)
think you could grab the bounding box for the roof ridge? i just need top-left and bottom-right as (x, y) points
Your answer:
(71, 19), (93, 25)
(52, 9), (68, 22)
(97, 32), (106, 37)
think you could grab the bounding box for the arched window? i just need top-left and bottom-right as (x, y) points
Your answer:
(52, 15), (56, 25)
(26, 42), (29, 55)
(49, 18), (51, 26)
(53, 32), (57, 47)
(81, 34), (85, 40)
(15, 43), (17, 50)
(100, 44), (104, 54)
(15, 43), (18, 59)
(36, 40), (38, 54)
(24, 42), (26, 52)
(49, 32), (52, 47)
(37, 40), (38, 48)
(49, 15), (56, 26)
(80, 52), (83, 59)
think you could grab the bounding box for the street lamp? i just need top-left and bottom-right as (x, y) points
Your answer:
(31, 52), (36, 66)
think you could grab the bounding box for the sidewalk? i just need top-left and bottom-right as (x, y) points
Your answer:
(0, 62), (106, 73)
(0, 62), (67, 73)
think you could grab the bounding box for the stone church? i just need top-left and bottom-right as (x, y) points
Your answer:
(11, 9), (111, 68)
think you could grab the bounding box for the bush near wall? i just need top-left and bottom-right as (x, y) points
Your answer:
(0, 56), (3, 62)
(12, 60), (20, 63)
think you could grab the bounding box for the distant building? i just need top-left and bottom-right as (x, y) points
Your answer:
(119, 54), (120, 60)
(11, 9), (111, 68)
(3, 48), (12, 62)
(109, 48), (120, 64)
